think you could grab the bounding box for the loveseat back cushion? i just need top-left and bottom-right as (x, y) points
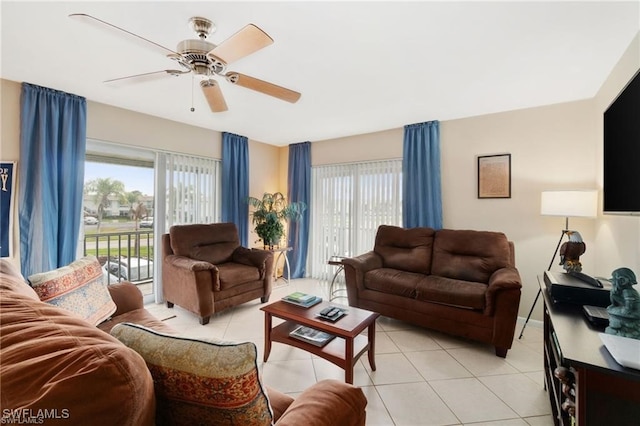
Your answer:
(374, 225), (435, 275)
(169, 223), (240, 265)
(431, 229), (511, 283)
(0, 293), (155, 426)
(111, 323), (273, 426)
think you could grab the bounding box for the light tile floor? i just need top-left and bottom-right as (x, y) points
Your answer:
(146, 278), (554, 426)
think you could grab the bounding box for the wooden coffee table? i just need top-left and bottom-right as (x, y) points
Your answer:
(261, 300), (380, 384)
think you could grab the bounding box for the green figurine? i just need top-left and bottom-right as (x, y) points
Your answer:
(605, 267), (640, 339)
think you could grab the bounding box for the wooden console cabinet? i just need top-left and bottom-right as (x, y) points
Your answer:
(540, 277), (640, 425)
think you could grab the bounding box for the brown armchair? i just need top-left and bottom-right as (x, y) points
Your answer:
(162, 223), (274, 325)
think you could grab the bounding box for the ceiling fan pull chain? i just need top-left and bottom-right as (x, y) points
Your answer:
(190, 75), (195, 112)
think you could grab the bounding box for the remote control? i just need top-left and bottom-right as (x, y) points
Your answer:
(320, 307), (334, 316)
(327, 308), (340, 317)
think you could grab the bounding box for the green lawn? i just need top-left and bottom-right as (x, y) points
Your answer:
(84, 247), (154, 259)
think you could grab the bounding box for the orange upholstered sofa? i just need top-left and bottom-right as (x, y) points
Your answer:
(0, 259), (367, 426)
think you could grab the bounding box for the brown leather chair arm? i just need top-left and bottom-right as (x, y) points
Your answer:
(164, 254), (216, 272)
(164, 254), (220, 292)
(232, 247), (274, 280)
(275, 379), (367, 426)
(107, 282), (144, 316)
(484, 267), (522, 315)
(232, 247), (273, 268)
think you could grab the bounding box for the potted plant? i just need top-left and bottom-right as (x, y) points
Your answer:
(248, 192), (306, 249)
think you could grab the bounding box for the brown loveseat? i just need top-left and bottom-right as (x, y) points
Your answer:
(343, 225), (522, 357)
(162, 223), (274, 325)
(0, 259), (367, 426)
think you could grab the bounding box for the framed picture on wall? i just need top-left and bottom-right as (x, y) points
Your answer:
(477, 154), (511, 199)
(1, 161), (17, 257)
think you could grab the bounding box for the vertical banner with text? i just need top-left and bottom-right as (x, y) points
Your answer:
(1, 162), (16, 257)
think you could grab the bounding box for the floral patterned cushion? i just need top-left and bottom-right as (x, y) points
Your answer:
(28, 255), (116, 326)
(110, 323), (273, 426)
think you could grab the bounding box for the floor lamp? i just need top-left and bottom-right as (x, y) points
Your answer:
(518, 190), (598, 339)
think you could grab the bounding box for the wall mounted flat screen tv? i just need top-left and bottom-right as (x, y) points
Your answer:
(603, 68), (640, 215)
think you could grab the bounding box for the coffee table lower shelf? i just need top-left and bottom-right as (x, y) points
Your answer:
(271, 321), (370, 368)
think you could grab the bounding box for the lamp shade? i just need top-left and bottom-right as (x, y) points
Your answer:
(541, 190), (598, 218)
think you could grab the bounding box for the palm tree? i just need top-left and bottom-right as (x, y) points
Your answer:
(85, 178), (125, 233)
(124, 190), (149, 257)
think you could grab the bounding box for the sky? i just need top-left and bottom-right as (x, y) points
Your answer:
(84, 162), (154, 196)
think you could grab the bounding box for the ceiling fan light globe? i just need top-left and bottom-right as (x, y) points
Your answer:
(193, 63), (211, 76)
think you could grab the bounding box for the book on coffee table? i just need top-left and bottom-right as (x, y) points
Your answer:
(281, 292), (322, 308)
(289, 325), (335, 347)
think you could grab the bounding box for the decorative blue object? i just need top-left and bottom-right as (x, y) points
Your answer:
(19, 83), (86, 277)
(402, 121), (442, 229)
(286, 142), (310, 279)
(221, 132), (249, 246)
(605, 267), (640, 339)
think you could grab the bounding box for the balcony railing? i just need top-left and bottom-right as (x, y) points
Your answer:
(83, 230), (154, 286)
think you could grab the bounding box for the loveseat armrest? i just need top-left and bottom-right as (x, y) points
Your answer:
(343, 251), (383, 276)
(343, 251), (383, 307)
(275, 379), (367, 426)
(484, 267), (522, 315)
(108, 282), (144, 316)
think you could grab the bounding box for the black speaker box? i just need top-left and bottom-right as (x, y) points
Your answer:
(543, 271), (612, 307)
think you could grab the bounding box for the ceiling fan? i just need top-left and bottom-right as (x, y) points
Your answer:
(69, 13), (301, 113)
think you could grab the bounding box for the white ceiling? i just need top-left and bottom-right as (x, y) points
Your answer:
(2, 1), (639, 147)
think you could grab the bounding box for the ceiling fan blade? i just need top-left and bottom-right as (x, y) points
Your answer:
(201, 79), (228, 112)
(69, 13), (179, 56)
(208, 24), (274, 65)
(226, 72), (301, 103)
(104, 70), (187, 83)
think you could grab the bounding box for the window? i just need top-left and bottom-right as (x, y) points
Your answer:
(84, 141), (221, 304)
(162, 153), (221, 227)
(308, 159), (402, 279)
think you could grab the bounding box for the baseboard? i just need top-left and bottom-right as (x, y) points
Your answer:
(516, 316), (543, 329)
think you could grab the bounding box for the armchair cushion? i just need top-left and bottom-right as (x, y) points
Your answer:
(111, 323), (273, 426)
(217, 263), (262, 289)
(28, 256), (116, 326)
(170, 223), (240, 265)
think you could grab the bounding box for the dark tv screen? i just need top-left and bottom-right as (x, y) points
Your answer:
(603, 68), (640, 215)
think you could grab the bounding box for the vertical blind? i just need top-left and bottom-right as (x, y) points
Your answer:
(164, 153), (221, 227)
(309, 159), (403, 280)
